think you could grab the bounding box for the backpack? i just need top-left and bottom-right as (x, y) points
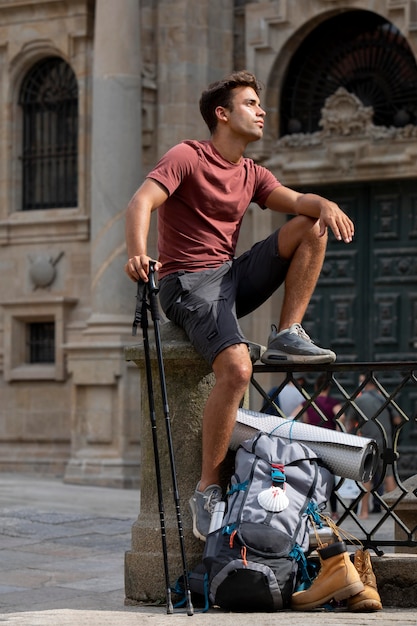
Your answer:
(202, 432), (333, 612)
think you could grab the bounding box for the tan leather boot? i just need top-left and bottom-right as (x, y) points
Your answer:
(347, 549), (382, 611)
(291, 541), (364, 611)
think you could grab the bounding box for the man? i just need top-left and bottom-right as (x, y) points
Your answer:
(124, 70), (354, 541)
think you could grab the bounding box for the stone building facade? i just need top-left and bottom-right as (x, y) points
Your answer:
(0, 0), (416, 486)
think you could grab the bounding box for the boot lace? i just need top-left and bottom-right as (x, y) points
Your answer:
(356, 551), (375, 587)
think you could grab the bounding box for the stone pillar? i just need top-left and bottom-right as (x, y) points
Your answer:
(64, 0), (142, 486)
(90, 0), (142, 321)
(124, 323), (215, 603)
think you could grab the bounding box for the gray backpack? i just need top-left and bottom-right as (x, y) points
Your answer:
(203, 432), (333, 612)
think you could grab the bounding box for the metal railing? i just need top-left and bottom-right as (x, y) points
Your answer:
(250, 362), (417, 555)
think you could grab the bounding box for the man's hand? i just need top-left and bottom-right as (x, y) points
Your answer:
(124, 254), (162, 282)
(317, 199), (354, 243)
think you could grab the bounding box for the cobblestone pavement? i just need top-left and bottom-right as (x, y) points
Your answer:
(0, 474), (416, 626)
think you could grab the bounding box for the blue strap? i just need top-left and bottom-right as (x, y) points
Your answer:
(227, 480), (248, 495)
(271, 468), (286, 485)
(269, 418), (296, 441)
(172, 578), (187, 608)
(202, 572), (210, 612)
(222, 523), (237, 535)
(172, 572), (210, 613)
(305, 499), (323, 527)
(288, 543), (312, 591)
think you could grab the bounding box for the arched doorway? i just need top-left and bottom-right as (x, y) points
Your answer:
(280, 10), (417, 136)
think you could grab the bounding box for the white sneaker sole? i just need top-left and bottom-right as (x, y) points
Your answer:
(261, 350), (336, 365)
(189, 496), (207, 542)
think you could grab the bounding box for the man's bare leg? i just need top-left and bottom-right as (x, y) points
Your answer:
(261, 215), (335, 365)
(278, 215), (327, 330)
(200, 343), (252, 491)
(189, 343), (252, 540)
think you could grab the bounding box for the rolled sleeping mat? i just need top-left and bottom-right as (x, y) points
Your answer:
(231, 408), (378, 482)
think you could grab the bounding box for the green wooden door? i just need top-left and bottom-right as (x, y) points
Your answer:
(302, 180), (417, 363)
(300, 179), (417, 451)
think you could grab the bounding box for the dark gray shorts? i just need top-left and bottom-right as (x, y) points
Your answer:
(158, 229), (289, 365)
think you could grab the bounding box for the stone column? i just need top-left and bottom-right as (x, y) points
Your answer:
(64, 0), (142, 487)
(90, 0), (142, 323)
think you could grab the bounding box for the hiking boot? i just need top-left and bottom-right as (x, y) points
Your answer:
(261, 324), (336, 365)
(291, 541), (364, 611)
(347, 549), (382, 612)
(189, 483), (222, 542)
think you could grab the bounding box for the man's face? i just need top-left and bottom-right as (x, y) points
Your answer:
(223, 86), (266, 142)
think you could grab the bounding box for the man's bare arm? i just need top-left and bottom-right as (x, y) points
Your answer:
(124, 178), (169, 282)
(265, 186), (354, 244)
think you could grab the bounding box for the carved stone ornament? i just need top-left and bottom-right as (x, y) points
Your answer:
(29, 251), (64, 289)
(319, 87), (373, 137)
(276, 87), (417, 150)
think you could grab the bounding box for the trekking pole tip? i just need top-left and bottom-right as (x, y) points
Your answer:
(186, 591), (194, 616)
(166, 588), (174, 614)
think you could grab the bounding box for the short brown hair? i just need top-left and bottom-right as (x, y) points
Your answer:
(199, 70), (262, 134)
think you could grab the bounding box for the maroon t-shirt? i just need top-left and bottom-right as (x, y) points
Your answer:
(304, 396), (340, 429)
(147, 140), (280, 279)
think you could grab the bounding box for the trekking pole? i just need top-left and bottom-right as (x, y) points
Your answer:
(133, 277), (173, 614)
(146, 262), (194, 616)
(132, 262), (193, 616)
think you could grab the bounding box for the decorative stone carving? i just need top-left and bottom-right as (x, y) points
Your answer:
(263, 86), (417, 184)
(277, 87), (417, 149)
(28, 251), (64, 289)
(319, 88), (373, 137)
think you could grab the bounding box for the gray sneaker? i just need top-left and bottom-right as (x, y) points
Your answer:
(189, 483), (222, 542)
(261, 323), (336, 365)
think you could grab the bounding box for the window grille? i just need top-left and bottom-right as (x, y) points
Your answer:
(27, 322), (55, 363)
(280, 11), (417, 136)
(19, 57), (78, 210)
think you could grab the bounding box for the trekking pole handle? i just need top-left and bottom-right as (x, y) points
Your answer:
(148, 260), (158, 293)
(148, 260), (160, 321)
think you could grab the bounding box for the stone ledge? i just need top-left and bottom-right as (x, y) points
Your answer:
(383, 476), (417, 554)
(125, 320), (200, 364)
(124, 551), (417, 607)
(372, 554), (417, 607)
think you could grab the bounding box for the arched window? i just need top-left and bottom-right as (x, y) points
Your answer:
(280, 11), (417, 136)
(19, 57), (78, 210)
